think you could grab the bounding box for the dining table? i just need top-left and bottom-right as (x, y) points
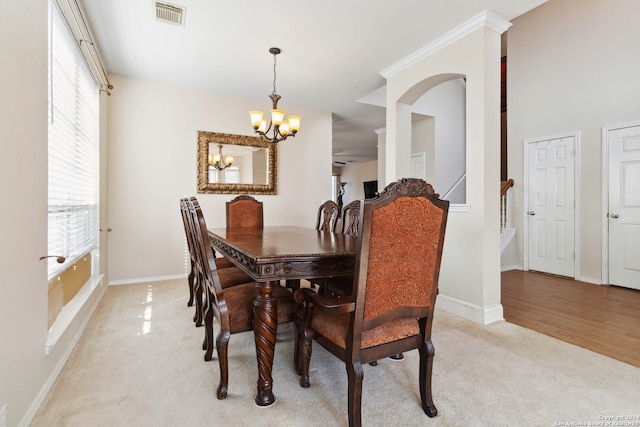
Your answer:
(208, 225), (357, 406)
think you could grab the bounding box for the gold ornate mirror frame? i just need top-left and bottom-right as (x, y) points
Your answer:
(197, 131), (277, 195)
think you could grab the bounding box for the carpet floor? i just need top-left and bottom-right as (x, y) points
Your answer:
(31, 279), (640, 427)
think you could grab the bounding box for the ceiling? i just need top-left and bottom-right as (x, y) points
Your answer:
(80, 0), (547, 165)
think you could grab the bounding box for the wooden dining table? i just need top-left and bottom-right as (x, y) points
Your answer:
(208, 225), (357, 406)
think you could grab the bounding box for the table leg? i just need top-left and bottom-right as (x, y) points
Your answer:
(253, 280), (278, 406)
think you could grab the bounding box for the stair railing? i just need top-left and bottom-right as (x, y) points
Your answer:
(500, 178), (514, 232)
(442, 172), (466, 201)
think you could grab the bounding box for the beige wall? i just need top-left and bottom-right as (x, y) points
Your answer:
(0, 1), (109, 425)
(0, 2), (48, 425)
(506, 0), (640, 283)
(106, 75), (333, 282)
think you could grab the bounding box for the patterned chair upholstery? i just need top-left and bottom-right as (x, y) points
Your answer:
(226, 195), (263, 229)
(294, 178), (449, 427)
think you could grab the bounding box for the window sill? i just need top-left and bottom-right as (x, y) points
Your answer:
(45, 274), (104, 355)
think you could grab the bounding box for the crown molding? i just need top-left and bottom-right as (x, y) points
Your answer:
(380, 10), (512, 79)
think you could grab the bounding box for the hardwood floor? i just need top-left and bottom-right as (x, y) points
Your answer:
(501, 270), (640, 367)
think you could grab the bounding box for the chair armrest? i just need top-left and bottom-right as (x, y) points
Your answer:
(294, 288), (355, 314)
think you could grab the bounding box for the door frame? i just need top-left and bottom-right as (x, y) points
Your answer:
(523, 131), (581, 278)
(601, 120), (640, 285)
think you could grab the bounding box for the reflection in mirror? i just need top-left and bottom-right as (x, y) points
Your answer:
(197, 131), (277, 195)
(207, 142), (268, 185)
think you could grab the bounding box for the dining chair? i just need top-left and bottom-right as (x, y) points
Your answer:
(294, 178), (449, 427)
(315, 200), (339, 232)
(180, 197), (233, 308)
(308, 200), (361, 296)
(226, 195), (263, 229)
(284, 199), (341, 292)
(180, 197), (252, 327)
(189, 198), (298, 400)
(338, 199), (361, 236)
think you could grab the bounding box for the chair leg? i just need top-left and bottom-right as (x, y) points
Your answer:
(187, 268), (195, 307)
(294, 318), (301, 375)
(216, 330), (231, 399)
(298, 330), (313, 388)
(346, 362), (364, 427)
(203, 294), (215, 361)
(419, 340), (438, 417)
(194, 279), (203, 327)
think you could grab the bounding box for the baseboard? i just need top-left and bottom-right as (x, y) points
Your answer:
(435, 294), (504, 325)
(109, 274), (186, 286)
(501, 264), (523, 272)
(20, 275), (107, 427)
(576, 275), (602, 285)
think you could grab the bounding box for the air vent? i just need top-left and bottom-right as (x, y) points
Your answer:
(155, 2), (185, 26)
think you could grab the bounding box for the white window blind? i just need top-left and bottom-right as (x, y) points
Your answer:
(47, 1), (99, 280)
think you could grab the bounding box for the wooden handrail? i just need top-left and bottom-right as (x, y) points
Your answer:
(500, 179), (514, 232)
(500, 178), (514, 198)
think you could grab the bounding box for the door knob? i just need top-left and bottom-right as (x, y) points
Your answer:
(610, 213), (619, 218)
(527, 211), (535, 216)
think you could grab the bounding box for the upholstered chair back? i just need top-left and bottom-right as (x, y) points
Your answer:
(226, 195), (263, 229)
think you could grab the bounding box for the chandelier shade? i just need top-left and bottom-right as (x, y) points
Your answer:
(249, 47), (301, 143)
(208, 144), (234, 171)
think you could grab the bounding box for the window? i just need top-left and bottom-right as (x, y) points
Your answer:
(47, 2), (99, 283)
(208, 166), (241, 184)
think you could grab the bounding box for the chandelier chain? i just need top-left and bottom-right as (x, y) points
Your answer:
(272, 53), (278, 96)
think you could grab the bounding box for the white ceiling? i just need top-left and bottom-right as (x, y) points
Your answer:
(80, 0), (547, 164)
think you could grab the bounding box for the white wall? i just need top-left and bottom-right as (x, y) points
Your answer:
(506, 0), (640, 282)
(338, 160), (379, 206)
(414, 79), (466, 198)
(385, 15), (507, 324)
(107, 75), (333, 282)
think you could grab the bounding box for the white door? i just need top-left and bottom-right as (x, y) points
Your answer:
(411, 152), (426, 179)
(526, 136), (576, 277)
(608, 125), (640, 290)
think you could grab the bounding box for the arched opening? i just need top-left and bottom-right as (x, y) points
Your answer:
(400, 73), (466, 203)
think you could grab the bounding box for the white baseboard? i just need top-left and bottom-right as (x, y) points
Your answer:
(576, 275), (602, 285)
(501, 268), (602, 285)
(435, 293), (504, 325)
(109, 274), (186, 286)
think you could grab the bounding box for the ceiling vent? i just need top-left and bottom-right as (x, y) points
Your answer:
(155, 2), (185, 26)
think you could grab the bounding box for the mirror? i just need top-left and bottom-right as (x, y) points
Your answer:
(197, 131), (277, 195)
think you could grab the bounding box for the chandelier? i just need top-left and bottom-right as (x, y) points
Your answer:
(208, 144), (234, 171)
(249, 47), (301, 143)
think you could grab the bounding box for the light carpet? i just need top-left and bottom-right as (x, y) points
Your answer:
(31, 279), (640, 427)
